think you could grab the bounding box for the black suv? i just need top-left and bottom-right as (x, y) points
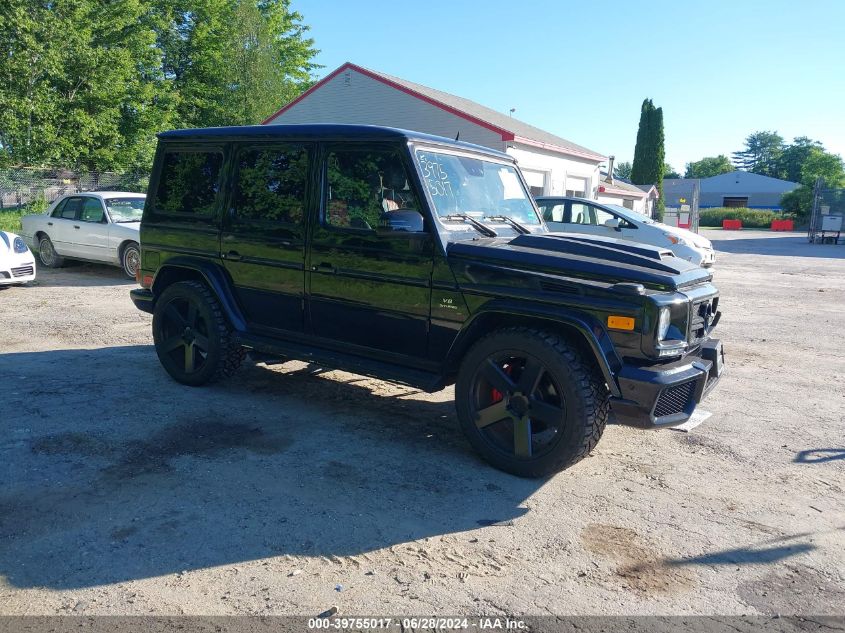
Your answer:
(131, 124), (724, 477)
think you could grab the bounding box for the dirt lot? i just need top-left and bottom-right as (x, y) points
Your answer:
(1, 230), (843, 617)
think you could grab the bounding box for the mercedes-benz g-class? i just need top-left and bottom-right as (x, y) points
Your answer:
(131, 124), (724, 477)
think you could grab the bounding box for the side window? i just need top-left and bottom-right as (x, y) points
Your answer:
(51, 199), (67, 218)
(154, 150), (223, 215)
(61, 197), (83, 220)
(538, 203), (566, 223)
(593, 207), (617, 226)
(80, 198), (105, 223)
(569, 203), (593, 225)
(233, 145), (308, 224)
(325, 148), (420, 231)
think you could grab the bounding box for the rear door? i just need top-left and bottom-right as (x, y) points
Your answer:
(220, 142), (312, 333)
(307, 144), (434, 360)
(75, 196), (112, 261)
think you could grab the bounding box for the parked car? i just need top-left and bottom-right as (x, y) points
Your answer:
(535, 196), (716, 267)
(0, 230), (36, 286)
(131, 124), (724, 478)
(20, 192), (146, 278)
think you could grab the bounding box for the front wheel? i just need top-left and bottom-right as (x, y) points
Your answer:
(38, 236), (64, 268)
(455, 327), (609, 478)
(152, 280), (245, 386)
(122, 242), (140, 279)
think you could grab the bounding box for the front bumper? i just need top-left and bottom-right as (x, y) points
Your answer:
(610, 338), (724, 428)
(130, 288), (155, 314)
(0, 253), (37, 285)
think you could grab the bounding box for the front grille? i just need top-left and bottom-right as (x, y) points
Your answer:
(654, 380), (695, 418)
(11, 265), (34, 277)
(689, 296), (718, 343)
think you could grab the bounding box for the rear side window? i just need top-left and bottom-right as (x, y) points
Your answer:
(233, 145), (309, 224)
(60, 198), (83, 220)
(154, 150), (223, 216)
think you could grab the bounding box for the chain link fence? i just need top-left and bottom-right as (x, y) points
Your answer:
(0, 168), (148, 211)
(808, 178), (845, 244)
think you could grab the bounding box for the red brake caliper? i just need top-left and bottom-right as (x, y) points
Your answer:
(490, 363), (512, 403)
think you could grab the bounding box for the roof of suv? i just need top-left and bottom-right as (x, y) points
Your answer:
(157, 124), (512, 159)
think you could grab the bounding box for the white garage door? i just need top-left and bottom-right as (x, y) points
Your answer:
(522, 169), (547, 196)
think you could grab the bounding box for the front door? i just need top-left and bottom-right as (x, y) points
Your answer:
(48, 196), (84, 255)
(220, 142), (312, 333)
(308, 145), (433, 360)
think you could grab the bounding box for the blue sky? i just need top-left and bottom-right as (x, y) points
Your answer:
(293, 0), (844, 173)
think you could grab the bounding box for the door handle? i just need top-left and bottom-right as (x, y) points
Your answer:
(224, 250), (243, 261)
(312, 262), (336, 273)
(47, 222), (53, 226)
(73, 225), (80, 229)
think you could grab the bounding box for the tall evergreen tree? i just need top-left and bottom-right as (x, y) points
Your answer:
(731, 131), (784, 176)
(630, 98), (666, 219)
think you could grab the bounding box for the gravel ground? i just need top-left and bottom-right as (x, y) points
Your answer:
(0, 230), (843, 617)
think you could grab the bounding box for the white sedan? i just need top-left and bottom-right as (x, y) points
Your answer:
(21, 192), (145, 278)
(0, 230), (37, 285)
(535, 196), (716, 267)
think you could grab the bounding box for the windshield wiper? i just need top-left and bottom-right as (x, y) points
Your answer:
(441, 214), (498, 238)
(485, 215), (530, 234)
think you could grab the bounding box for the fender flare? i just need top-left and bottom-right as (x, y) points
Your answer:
(447, 301), (623, 397)
(151, 256), (247, 332)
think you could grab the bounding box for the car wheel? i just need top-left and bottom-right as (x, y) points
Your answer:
(152, 280), (246, 386)
(121, 242), (140, 279)
(38, 236), (64, 268)
(455, 327), (609, 478)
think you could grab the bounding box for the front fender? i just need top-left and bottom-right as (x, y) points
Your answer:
(151, 256), (247, 332)
(447, 301), (624, 397)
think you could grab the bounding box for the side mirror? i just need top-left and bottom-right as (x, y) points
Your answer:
(604, 218), (622, 231)
(378, 210), (425, 233)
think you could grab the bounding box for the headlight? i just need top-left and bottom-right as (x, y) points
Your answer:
(657, 307), (671, 340)
(664, 233), (688, 246)
(13, 237), (28, 253)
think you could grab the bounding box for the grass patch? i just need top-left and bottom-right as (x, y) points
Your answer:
(0, 209), (27, 233)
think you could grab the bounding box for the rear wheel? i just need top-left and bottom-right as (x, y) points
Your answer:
(455, 327), (609, 478)
(38, 236), (64, 268)
(152, 280), (245, 386)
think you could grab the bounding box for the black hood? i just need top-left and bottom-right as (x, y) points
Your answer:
(447, 232), (711, 291)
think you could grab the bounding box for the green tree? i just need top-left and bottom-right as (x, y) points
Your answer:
(630, 98), (665, 219)
(684, 155), (734, 179)
(732, 131), (783, 176)
(775, 137), (822, 182)
(0, 0), (173, 170)
(613, 160), (632, 180)
(663, 163), (680, 179)
(779, 147), (844, 219)
(156, 0), (319, 128)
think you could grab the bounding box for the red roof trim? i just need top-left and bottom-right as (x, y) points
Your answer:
(261, 64), (350, 124)
(598, 185), (647, 198)
(511, 135), (606, 162)
(263, 62), (514, 141)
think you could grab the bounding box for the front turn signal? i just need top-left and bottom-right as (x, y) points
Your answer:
(607, 315), (635, 331)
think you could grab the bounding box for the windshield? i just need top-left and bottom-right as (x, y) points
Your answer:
(414, 149), (541, 226)
(106, 197), (145, 222)
(603, 203), (654, 224)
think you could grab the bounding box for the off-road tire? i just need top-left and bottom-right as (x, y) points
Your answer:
(152, 280), (245, 386)
(455, 326), (609, 478)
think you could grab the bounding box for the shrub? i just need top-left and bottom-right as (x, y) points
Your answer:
(0, 209), (26, 233)
(699, 207), (793, 229)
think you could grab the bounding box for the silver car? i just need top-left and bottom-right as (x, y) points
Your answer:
(535, 196), (716, 268)
(20, 192), (145, 278)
